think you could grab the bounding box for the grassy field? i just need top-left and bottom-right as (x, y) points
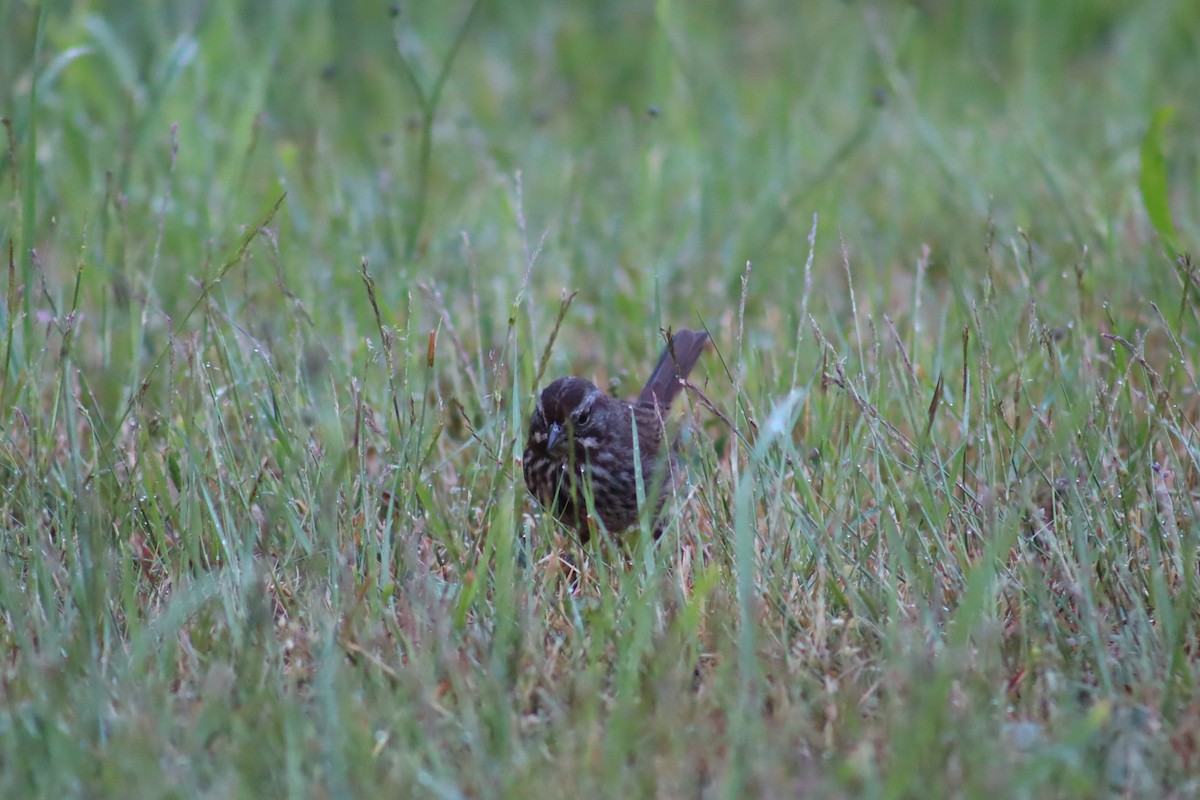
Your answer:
(2, 0), (1199, 796)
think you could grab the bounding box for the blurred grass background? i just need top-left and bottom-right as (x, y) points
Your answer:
(2, 0), (1199, 797)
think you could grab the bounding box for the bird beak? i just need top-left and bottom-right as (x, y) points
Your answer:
(546, 422), (564, 453)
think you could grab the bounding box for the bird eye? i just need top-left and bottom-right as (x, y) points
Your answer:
(575, 409), (590, 427)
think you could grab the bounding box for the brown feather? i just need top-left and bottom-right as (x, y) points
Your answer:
(637, 328), (709, 409)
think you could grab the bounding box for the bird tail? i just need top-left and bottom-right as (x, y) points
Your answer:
(638, 328), (709, 409)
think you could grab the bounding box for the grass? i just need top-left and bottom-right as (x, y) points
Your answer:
(2, 0), (1199, 797)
